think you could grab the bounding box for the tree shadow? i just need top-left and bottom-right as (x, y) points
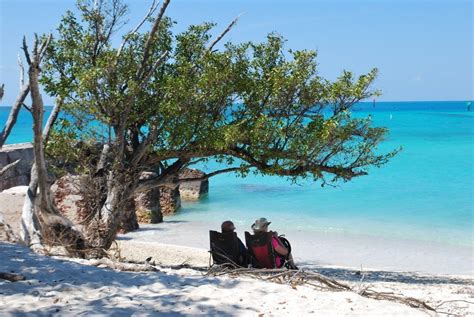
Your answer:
(117, 220), (191, 239)
(0, 242), (260, 316)
(299, 262), (473, 285)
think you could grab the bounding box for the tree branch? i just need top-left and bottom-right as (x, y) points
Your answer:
(0, 84), (30, 148)
(42, 97), (63, 145)
(137, 0), (170, 79)
(116, 0), (159, 58)
(134, 165), (250, 196)
(0, 159), (20, 177)
(22, 103), (32, 112)
(17, 54), (25, 87)
(139, 50), (169, 88)
(22, 36), (32, 65)
(208, 13), (242, 52)
(38, 34), (52, 64)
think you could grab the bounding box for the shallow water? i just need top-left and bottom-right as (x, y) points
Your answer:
(2, 101), (473, 246)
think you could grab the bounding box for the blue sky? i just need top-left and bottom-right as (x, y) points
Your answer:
(0, 0), (472, 106)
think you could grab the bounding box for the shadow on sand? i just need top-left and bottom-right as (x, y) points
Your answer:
(299, 262), (472, 285)
(0, 242), (259, 316)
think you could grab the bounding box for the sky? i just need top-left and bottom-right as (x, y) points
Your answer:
(0, 0), (472, 106)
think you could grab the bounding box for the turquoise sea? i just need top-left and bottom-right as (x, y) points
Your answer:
(1, 101), (473, 247)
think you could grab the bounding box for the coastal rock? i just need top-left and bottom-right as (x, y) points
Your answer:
(119, 199), (139, 233)
(134, 172), (162, 223)
(157, 168), (208, 214)
(178, 168), (208, 201)
(0, 212), (18, 242)
(51, 174), (140, 233)
(51, 175), (83, 223)
(0, 143), (34, 192)
(159, 185), (181, 215)
(51, 172), (163, 230)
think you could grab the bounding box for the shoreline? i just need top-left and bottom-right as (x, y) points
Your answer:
(119, 220), (474, 277)
(1, 187), (473, 315)
(1, 186), (472, 277)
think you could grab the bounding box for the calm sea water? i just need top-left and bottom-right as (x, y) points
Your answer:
(1, 101), (473, 246)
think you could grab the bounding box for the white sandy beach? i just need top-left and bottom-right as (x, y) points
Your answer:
(119, 221), (474, 276)
(1, 186), (473, 316)
(1, 240), (474, 316)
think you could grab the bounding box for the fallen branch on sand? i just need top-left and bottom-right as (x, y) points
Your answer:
(206, 265), (436, 313)
(84, 258), (158, 272)
(57, 256), (158, 272)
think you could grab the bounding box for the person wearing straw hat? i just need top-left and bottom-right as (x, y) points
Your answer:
(251, 217), (297, 269)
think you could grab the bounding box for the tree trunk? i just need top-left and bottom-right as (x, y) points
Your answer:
(20, 164), (43, 249)
(20, 35), (87, 257)
(84, 181), (124, 256)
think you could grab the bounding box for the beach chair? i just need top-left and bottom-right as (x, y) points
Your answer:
(244, 231), (278, 269)
(209, 230), (242, 267)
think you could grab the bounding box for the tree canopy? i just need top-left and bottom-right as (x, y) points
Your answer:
(43, 0), (395, 188)
(29, 0), (398, 252)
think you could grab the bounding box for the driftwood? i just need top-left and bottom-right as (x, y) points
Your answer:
(81, 258), (158, 272)
(0, 272), (26, 282)
(206, 265), (437, 313)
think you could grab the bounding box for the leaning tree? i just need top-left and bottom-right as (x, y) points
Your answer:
(18, 0), (396, 257)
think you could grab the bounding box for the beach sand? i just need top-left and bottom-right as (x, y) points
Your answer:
(1, 186), (473, 316)
(120, 221), (474, 276)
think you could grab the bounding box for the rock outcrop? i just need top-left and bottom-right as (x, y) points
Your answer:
(0, 212), (18, 242)
(135, 172), (162, 223)
(51, 174), (83, 224)
(159, 186), (181, 215)
(0, 143), (34, 192)
(119, 199), (139, 233)
(51, 173), (164, 228)
(178, 168), (208, 201)
(2, 153), (210, 232)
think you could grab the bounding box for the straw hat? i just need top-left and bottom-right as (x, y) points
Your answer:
(251, 217), (271, 231)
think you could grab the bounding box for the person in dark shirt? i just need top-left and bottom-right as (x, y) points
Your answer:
(221, 220), (248, 266)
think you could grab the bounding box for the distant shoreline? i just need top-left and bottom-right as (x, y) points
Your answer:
(1, 100), (473, 107)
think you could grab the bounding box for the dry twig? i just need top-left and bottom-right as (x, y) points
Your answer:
(206, 265), (436, 313)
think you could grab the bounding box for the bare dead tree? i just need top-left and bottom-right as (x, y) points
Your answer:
(19, 34), (87, 257)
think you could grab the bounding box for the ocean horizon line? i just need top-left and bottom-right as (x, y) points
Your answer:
(1, 99), (473, 108)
